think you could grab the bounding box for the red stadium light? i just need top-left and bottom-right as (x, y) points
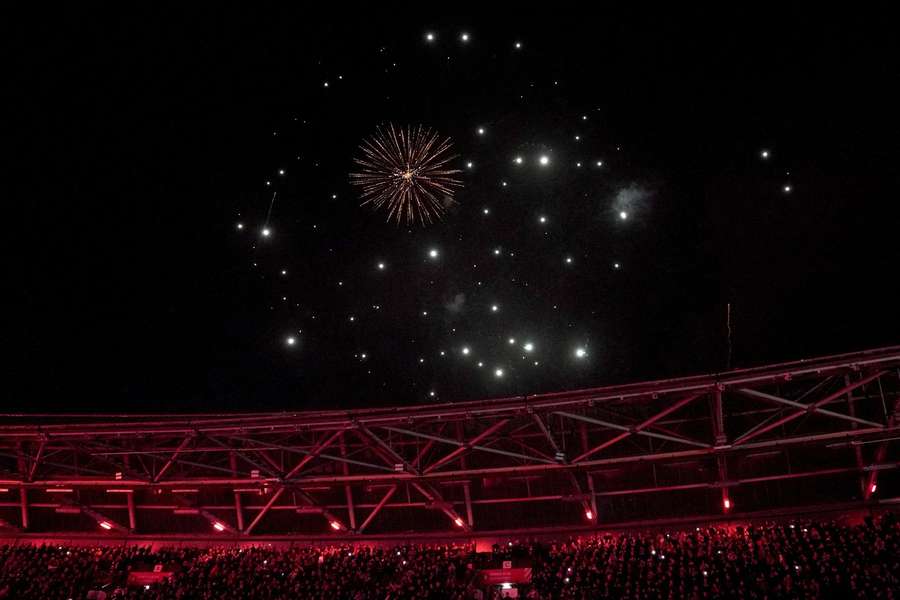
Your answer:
(723, 498), (731, 510)
(329, 520), (343, 530)
(99, 521), (113, 530)
(870, 483), (877, 494)
(454, 517), (465, 527)
(585, 510), (594, 521)
(212, 522), (226, 532)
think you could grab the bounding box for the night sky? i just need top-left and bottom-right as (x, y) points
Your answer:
(12, 7), (899, 412)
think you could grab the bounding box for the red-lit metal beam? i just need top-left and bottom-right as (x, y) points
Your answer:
(282, 429), (344, 480)
(865, 393), (899, 500)
(3, 425), (898, 489)
(572, 393), (705, 463)
(558, 409), (711, 451)
(734, 374), (887, 446)
(423, 418), (511, 474)
(411, 481), (470, 532)
(242, 487), (284, 535)
(153, 435), (194, 483)
(340, 434), (356, 530)
(357, 485), (396, 533)
(355, 423), (417, 474)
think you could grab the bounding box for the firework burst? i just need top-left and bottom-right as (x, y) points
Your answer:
(350, 124), (463, 225)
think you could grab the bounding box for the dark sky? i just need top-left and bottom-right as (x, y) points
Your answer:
(10, 7), (899, 412)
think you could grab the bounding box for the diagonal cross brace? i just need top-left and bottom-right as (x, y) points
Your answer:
(423, 418), (511, 474)
(571, 393), (704, 463)
(733, 373), (886, 445)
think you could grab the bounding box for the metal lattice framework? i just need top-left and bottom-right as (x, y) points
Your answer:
(2, 346), (898, 538)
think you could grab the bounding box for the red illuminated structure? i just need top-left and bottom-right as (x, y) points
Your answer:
(1, 346), (898, 539)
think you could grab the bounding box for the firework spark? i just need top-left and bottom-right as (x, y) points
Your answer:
(350, 124), (463, 225)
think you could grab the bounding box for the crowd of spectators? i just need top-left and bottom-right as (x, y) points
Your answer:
(1, 512), (897, 599)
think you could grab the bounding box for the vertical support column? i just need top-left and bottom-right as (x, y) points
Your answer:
(579, 422), (599, 523)
(712, 388), (727, 445)
(463, 483), (474, 529)
(457, 421), (475, 528)
(712, 388), (730, 512)
(123, 453), (137, 531)
(16, 442), (29, 529)
(340, 433), (357, 531)
(19, 487), (28, 530)
(126, 491), (137, 531)
(844, 374), (867, 496)
(865, 392), (899, 500)
(230, 452), (244, 532)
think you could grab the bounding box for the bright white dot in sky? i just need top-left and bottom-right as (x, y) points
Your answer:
(565, 256), (573, 264)
(460, 32), (469, 42)
(286, 337), (296, 346)
(261, 227), (271, 237)
(575, 135), (580, 141)
(425, 32), (435, 42)
(466, 161), (473, 169)
(515, 41), (522, 49)
(514, 156), (523, 164)
(377, 262), (385, 270)
(596, 160), (603, 167)
(539, 215), (548, 224)
(331, 194), (337, 199)
(761, 149), (770, 159)
(523, 342), (534, 352)
(477, 127), (485, 135)
(278, 169), (285, 175)
(360, 353), (367, 359)
(576, 162), (582, 167)
(493, 248), (501, 255)
(494, 368), (504, 378)
(236, 223), (244, 230)
(582, 115), (587, 120)
(281, 269), (287, 275)
(619, 211), (628, 220)
(483, 207), (490, 215)
(422, 311), (428, 316)
(323, 82), (329, 88)
(429, 249), (439, 258)
(539, 155), (550, 166)
(491, 304), (499, 312)
(265, 181), (271, 186)
(461, 346), (470, 355)
(508, 338), (516, 345)
(501, 181), (508, 187)
(440, 350), (446, 356)
(429, 390), (436, 397)
(613, 262), (621, 269)
(783, 184), (792, 193)
(575, 347), (587, 358)
(349, 316), (355, 321)
(477, 361), (484, 367)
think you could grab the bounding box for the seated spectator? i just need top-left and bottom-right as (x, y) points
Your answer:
(0, 513), (896, 598)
